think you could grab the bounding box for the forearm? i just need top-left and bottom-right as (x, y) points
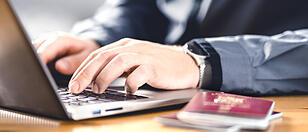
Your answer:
(204, 29), (308, 96)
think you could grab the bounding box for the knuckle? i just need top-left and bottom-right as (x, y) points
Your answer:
(88, 51), (99, 58)
(127, 42), (139, 47)
(126, 41), (146, 48)
(120, 38), (133, 42)
(114, 54), (128, 66)
(96, 51), (106, 58)
(90, 48), (108, 58)
(78, 70), (92, 82)
(95, 74), (109, 86)
(95, 51), (110, 62)
(120, 38), (141, 46)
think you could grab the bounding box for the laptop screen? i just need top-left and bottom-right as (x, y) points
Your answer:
(0, 0), (67, 119)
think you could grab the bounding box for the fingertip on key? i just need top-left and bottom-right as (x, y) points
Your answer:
(69, 81), (79, 93)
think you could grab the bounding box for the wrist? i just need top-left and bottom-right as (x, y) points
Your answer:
(174, 45), (200, 88)
(183, 51), (202, 88)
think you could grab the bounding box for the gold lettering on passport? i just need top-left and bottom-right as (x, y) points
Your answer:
(214, 96), (244, 104)
(203, 93), (251, 112)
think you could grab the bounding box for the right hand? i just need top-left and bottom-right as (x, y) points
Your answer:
(33, 32), (100, 75)
(68, 38), (200, 94)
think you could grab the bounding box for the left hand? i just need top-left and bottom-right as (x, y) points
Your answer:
(33, 32), (100, 75)
(68, 38), (200, 94)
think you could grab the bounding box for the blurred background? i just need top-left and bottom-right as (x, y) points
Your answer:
(10, 0), (125, 86)
(10, 0), (104, 39)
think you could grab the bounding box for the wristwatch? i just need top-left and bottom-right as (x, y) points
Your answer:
(183, 39), (222, 90)
(183, 40), (212, 89)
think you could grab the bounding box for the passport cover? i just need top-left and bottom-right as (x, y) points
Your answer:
(181, 92), (274, 118)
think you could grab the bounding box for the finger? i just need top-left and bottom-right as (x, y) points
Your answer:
(68, 50), (116, 93)
(69, 49), (104, 81)
(97, 38), (133, 51)
(125, 64), (152, 94)
(37, 36), (69, 63)
(69, 45), (140, 93)
(55, 51), (88, 75)
(92, 53), (146, 94)
(70, 38), (133, 81)
(69, 52), (116, 93)
(69, 39), (142, 93)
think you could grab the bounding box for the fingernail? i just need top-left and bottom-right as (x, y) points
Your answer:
(93, 83), (99, 94)
(69, 81), (79, 93)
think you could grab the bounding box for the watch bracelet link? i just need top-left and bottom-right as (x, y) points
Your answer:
(198, 60), (212, 89)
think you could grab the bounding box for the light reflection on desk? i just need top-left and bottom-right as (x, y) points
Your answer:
(0, 108), (60, 127)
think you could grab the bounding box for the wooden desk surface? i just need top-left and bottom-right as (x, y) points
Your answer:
(0, 95), (308, 132)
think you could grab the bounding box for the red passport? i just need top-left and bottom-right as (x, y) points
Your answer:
(181, 91), (274, 118)
(176, 92), (275, 130)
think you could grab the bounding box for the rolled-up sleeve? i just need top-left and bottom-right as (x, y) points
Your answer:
(206, 29), (308, 96)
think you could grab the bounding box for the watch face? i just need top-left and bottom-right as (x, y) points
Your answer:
(187, 41), (210, 57)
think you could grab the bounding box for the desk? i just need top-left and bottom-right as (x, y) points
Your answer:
(0, 95), (308, 132)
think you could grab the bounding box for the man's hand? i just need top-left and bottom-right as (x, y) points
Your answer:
(33, 32), (100, 75)
(68, 38), (200, 94)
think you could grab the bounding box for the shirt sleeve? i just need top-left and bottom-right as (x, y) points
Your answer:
(206, 29), (308, 96)
(71, 0), (169, 46)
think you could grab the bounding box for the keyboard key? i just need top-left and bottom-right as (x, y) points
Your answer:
(69, 102), (80, 106)
(62, 98), (75, 103)
(59, 91), (70, 95)
(77, 98), (96, 102)
(61, 94), (75, 98)
(60, 97), (69, 100)
(97, 98), (113, 102)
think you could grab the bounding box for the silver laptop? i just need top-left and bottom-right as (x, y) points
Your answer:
(0, 0), (198, 120)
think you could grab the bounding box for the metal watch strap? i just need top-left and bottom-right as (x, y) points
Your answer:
(198, 60), (212, 89)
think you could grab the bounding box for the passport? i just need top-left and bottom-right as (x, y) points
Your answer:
(155, 112), (240, 132)
(155, 111), (281, 131)
(175, 92), (276, 130)
(180, 91), (274, 118)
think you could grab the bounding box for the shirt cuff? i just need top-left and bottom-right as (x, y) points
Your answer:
(205, 37), (252, 94)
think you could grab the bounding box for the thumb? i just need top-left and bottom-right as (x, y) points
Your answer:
(55, 52), (87, 75)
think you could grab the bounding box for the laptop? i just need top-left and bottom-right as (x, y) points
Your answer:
(0, 0), (198, 120)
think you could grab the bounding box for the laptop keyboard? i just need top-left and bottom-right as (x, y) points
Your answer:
(57, 88), (148, 106)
